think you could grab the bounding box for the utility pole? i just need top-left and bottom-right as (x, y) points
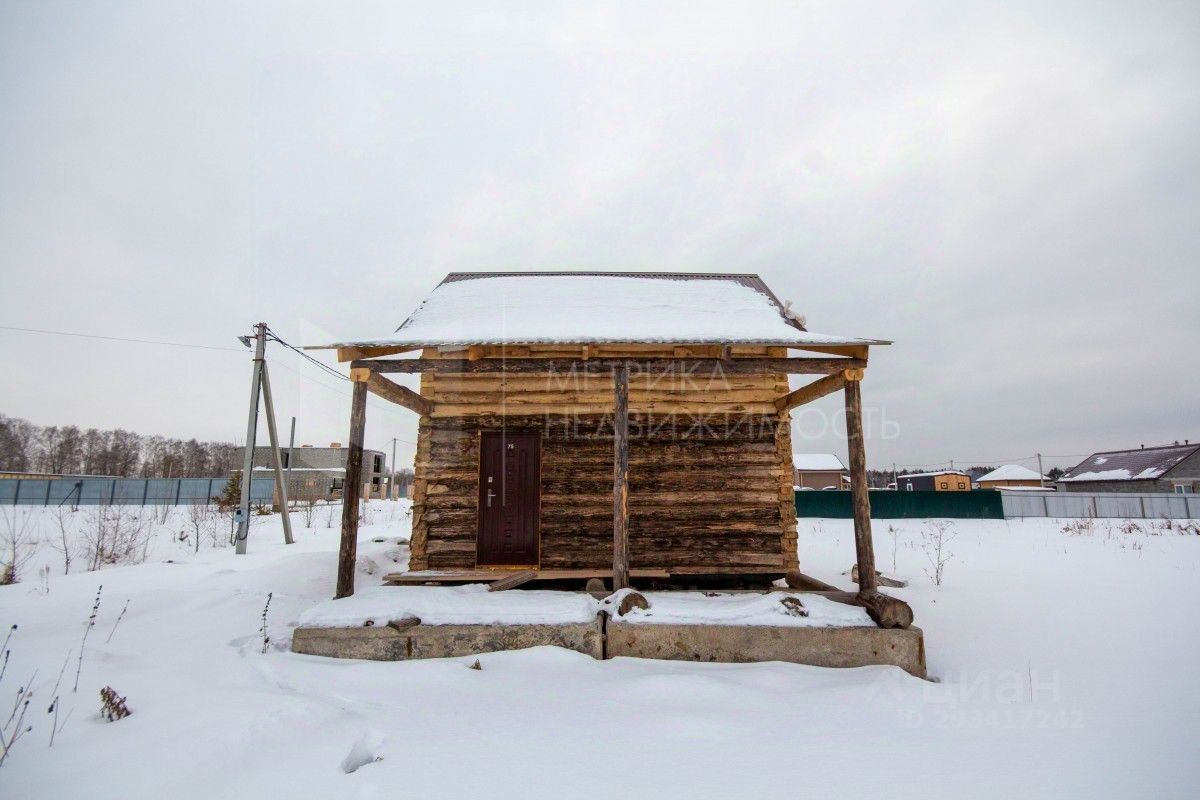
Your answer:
(259, 358), (294, 545)
(235, 324), (266, 554)
(1037, 453), (1045, 488)
(390, 436), (398, 500)
(235, 323), (295, 554)
(287, 416), (296, 486)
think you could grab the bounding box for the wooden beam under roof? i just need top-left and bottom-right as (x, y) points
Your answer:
(349, 368), (434, 416)
(789, 343), (870, 360)
(335, 345), (421, 362)
(351, 357), (866, 376)
(775, 373), (847, 413)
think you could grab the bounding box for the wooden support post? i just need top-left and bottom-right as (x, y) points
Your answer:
(843, 372), (878, 592)
(336, 378), (368, 599)
(612, 361), (630, 591)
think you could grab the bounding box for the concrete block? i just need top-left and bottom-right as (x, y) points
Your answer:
(291, 618), (604, 661)
(606, 622), (926, 678)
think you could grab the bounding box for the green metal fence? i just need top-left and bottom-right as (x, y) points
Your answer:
(795, 489), (1005, 519)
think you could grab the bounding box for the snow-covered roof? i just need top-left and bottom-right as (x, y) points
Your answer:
(899, 470), (969, 479)
(792, 453), (846, 471)
(1059, 442), (1199, 483)
(318, 272), (889, 349)
(976, 464), (1045, 482)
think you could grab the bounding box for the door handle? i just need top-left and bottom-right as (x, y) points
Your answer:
(486, 489), (496, 508)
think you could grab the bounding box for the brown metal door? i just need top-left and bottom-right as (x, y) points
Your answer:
(477, 432), (541, 566)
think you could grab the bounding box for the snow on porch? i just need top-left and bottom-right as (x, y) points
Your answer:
(603, 589), (872, 627)
(297, 585), (600, 627)
(297, 585), (873, 629)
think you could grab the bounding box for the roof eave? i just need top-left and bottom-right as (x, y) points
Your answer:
(310, 337), (892, 350)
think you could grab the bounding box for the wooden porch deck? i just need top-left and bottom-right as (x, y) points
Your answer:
(383, 568), (672, 586)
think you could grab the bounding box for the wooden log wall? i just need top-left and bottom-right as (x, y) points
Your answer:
(408, 345), (800, 576)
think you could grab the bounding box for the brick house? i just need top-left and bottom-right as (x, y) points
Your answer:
(1058, 442), (1200, 493)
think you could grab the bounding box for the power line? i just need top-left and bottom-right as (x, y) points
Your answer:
(0, 324), (244, 352)
(265, 328), (352, 383)
(265, 338), (416, 446)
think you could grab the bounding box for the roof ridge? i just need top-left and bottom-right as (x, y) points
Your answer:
(441, 271), (763, 279)
(1088, 442), (1199, 456)
(436, 271), (813, 336)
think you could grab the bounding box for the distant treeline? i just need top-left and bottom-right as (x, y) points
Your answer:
(0, 413), (241, 478)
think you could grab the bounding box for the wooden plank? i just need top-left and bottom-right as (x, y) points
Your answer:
(430, 402), (780, 418)
(386, 616), (421, 633)
(382, 568), (671, 584)
(843, 377), (878, 592)
(664, 564), (785, 574)
(789, 344), (870, 360)
(336, 379), (368, 599)
(354, 357), (866, 376)
(335, 345), (420, 362)
(426, 389), (783, 404)
(851, 564), (908, 588)
(784, 571), (840, 591)
(541, 569), (671, 580)
(613, 361), (630, 591)
(775, 373), (846, 412)
(487, 570), (538, 592)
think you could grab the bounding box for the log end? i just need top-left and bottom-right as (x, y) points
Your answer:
(857, 590), (914, 629)
(616, 590), (650, 616)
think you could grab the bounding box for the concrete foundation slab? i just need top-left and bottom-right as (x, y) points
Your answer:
(292, 618), (605, 661)
(292, 614), (925, 678)
(606, 622), (926, 678)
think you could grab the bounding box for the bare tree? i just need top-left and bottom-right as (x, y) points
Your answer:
(0, 413), (249, 481)
(153, 496), (173, 526)
(36, 426), (83, 475)
(0, 508), (38, 585)
(0, 414), (36, 472)
(295, 497), (320, 528)
(919, 520), (957, 586)
(888, 523), (900, 574)
(49, 507), (79, 575)
(79, 507), (152, 571)
(185, 502), (216, 554)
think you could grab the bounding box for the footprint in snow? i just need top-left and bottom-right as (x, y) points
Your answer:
(342, 728), (385, 774)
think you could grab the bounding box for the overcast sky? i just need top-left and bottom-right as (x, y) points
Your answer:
(1, 1), (1197, 473)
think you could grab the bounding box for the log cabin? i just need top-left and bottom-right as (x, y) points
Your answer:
(311, 272), (891, 598)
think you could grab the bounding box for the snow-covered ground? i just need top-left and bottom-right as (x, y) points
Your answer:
(2, 503), (1199, 798)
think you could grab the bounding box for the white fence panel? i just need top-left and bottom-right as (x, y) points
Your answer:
(1144, 495), (1190, 519)
(1001, 490), (1199, 520)
(1094, 495), (1143, 518)
(1047, 494), (1098, 518)
(1000, 493), (1046, 518)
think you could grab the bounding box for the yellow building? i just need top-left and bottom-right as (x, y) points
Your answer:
(898, 470), (971, 491)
